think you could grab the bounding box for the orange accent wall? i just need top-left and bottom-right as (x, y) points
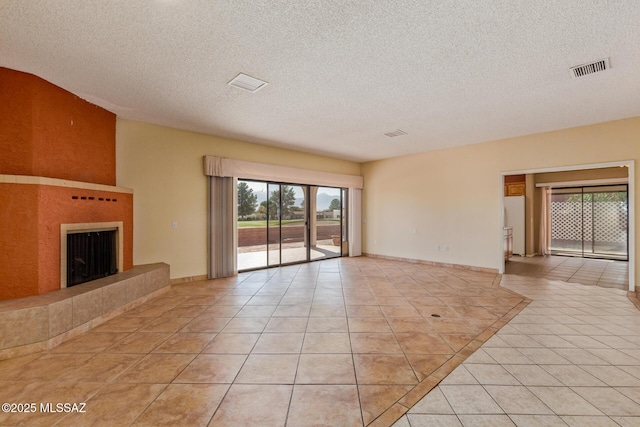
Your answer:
(0, 68), (116, 185)
(0, 183), (133, 300)
(0, 184), (40, 299)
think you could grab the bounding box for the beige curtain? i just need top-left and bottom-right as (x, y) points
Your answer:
(208, 176), (236, 278)
(539, 187), (551, 256)
(349, 188), (362, 257)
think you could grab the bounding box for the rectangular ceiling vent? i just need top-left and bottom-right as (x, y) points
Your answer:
(228, 73), (268, 92)
(384, 129), (408, 138)
(570, 58), (610, 78)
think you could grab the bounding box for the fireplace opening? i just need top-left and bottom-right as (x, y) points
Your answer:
(66, 229), (118, 287)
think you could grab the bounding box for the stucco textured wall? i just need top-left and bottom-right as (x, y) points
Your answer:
(0, 67), (116, 185)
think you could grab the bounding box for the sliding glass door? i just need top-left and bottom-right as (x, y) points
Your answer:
(237, 180), (346, 271)
(550, 185), (628, 260)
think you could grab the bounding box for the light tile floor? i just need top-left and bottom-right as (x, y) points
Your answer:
(394, 272), (640, 427)
(0, 257), (527, 426)
(4, 256), (638, 426)
(505, 255), (629, 291)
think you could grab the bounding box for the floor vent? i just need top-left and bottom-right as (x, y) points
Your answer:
(570, 58), (610, 78)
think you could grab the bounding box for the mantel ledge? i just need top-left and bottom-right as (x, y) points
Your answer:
(0, 174), (133, 194)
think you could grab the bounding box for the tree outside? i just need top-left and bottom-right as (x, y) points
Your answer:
(270, 185), (297, 218)
(566, 192), (627, 203)
(257, 204), (268, 219)
(328, 198), (341, 211)
(261, 200), (277, 219)
(238, 181), (258, 219)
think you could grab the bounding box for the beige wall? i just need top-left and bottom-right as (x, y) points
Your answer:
(116, 119), (360, 279)
(361, 117), (639, 283)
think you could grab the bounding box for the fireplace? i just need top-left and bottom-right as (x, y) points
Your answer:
(60, 222), (124, 289)
(66, 229), (118, 287)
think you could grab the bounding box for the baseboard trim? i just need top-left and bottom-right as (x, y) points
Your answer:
(362, 253), (499, 274)
(627, 291), (640, 310)
(170, 274), (209, 285)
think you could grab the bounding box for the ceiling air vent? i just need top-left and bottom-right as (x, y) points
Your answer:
(384, 129), (408, 138)
(569, 58), (610, 78)
(228, 73), (268, 92)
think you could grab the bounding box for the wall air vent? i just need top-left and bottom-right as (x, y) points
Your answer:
(569, 58), (610, 78)
(384, 129), (408, 138)
(228, 73), (268, 92)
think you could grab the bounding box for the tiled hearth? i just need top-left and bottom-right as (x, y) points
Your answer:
(0, 257), (527, 426)
(0, 264), (169, 359)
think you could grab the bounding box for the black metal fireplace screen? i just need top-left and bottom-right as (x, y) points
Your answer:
(67, 229), (118, 287)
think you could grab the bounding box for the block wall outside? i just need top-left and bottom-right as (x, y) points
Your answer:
(238, 224), (341, 247)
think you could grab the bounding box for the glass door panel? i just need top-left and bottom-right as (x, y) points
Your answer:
(311, 186), (342, 260)
(550, 188), (584, 255)
(236, 180), (268, 271)
(267, 183), (281, 267)
(280, 185), (308, 264)
(586, 185), (628, 259)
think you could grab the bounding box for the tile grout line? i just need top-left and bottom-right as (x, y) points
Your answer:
(338, 262), (369, 426)
(283, 263), (321, 427)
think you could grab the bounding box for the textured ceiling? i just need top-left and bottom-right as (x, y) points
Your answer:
(1, 1), (640, 162)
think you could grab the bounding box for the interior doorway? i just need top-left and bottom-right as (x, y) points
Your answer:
(499, 160), (635, 292)
(237, 179), (347, 271)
